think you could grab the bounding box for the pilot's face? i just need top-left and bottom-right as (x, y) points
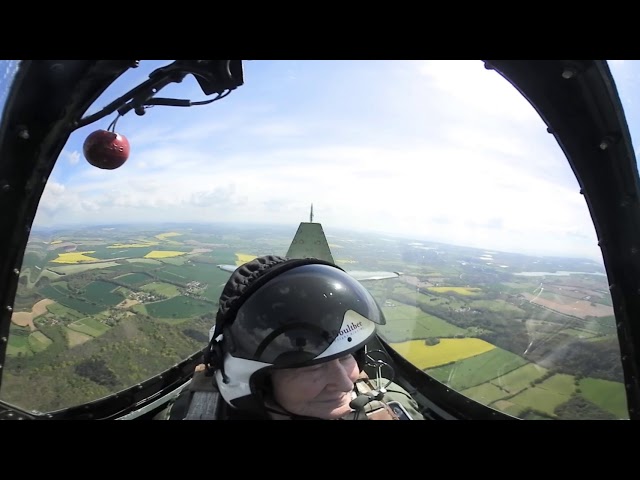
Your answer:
(270, 354), (359, 419)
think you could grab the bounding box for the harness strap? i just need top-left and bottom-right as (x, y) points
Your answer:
(353, 371), (399, 420)
(355, 370), (376, 396)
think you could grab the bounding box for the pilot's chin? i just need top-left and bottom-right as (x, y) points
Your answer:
(324, 402), (353, 420)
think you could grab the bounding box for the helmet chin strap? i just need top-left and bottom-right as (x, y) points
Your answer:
(203, 336), (229, 383)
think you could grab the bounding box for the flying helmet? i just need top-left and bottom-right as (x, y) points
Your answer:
(204, 255), (386, 412)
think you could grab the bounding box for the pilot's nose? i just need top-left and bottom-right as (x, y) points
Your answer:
(326, 359), (355, 392)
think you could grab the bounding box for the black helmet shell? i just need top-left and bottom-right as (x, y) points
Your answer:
(225, 263), (385, 368)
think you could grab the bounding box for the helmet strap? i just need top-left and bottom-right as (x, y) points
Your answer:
(203, 337), (229, 383)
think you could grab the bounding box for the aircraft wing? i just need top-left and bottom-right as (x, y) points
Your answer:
(217, 264), (400, 282)
(345, 270), (402, 281)
(217, 264), (239, 273)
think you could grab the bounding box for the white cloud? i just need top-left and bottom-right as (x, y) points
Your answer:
(417, 60), (541, 124)
(33, 60), (615, 261)
(63, 150), (80, 165)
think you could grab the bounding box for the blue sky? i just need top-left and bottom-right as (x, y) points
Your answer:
(3, 60), (639, 260)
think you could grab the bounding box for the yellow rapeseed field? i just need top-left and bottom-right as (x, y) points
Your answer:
(144, 251), (187, 259)
(51, 251), (100, 264)
(389, 338), (495, 369)
(428, 286), (482, 296)
(235, 254), (257, 265)
(155, 232), (182, 240)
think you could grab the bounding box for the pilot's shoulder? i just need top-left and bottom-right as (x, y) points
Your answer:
(381, 379), (426, 420)
(157, 364), (221, 420)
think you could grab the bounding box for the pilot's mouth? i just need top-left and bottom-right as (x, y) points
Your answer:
(316, 393), (348, 403)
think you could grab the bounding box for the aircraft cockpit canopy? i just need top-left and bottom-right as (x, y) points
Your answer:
(1, 60), (639, 421)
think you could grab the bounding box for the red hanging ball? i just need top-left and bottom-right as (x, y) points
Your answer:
(83, 129), (130, 170)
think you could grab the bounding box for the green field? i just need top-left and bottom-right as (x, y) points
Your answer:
(115, 272), (154, 287)
(426, 347), (528, 391)
(378, 302), (465, 342)
(62, 326), (93, 347)
(21, 265), (64, 288)
(38, 268), (65, 282)
(153, 269), (189, 284)
(563, 327), (597, 339)
(141, 282), (181, 298)
(203, 283), (226, 302)
(28, 331), (53, 352)
(44, 302), (85, 320)
(190, 254), (221, 264)
(468, 299), (526, 316)
(582, 316), (616, 335)
(396, 286), (468, 311)
(579, 377), (628, 418)
(39, 284), (106, 315)
(461, 382), (510, 405)
(91, 311), (112, 322)
(195, 248), (238, 266)
(145, 295), (215, 318)
(22, 251), (45, 269)
(162, 263), (233, 285)
(506, 374), (576, 417)
(462, 363), (547, 414)
(54, 281), (69, 290)
(114, 286), (133, 297)
(499, 282), (538, 294)
(591, 295), (613, 307)
(68, 317), (111, 337)
(84, 281), (124, 306)
(131, 304), (148, 316)
(490, 363), (549, 394)
(126, 258), (162, 265)
(93, 263), (145, 274)
(537, 373), (576, 395)
(157, 256), (188, 266)
(5, 343), (32, 356)
(6, 328), (32, 356)
(47, 262), (121, 275)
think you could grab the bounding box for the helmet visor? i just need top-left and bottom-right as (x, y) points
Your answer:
(226, 264), (385, 367)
